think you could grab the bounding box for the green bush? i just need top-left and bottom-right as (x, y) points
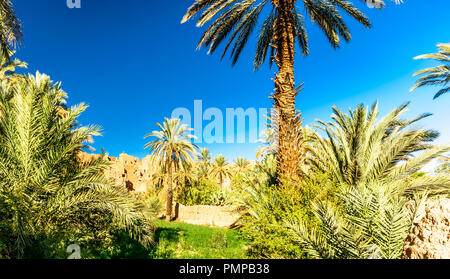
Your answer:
(177, 178), (222, 206)
(235, 156), (339, 259)
(210, 190), (233, 206)
(239, 185), (311, 259)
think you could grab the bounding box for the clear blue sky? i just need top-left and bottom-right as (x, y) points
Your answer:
(13, 0), (450, 162)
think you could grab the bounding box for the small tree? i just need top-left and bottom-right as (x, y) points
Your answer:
(144, 118), (198, 221)
(210, 155), (233, 188)
(234, 157), (250, 173)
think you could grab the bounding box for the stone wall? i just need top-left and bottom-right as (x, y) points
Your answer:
(172, 204), (245, 228)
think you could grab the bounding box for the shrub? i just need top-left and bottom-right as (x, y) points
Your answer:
(210, 190), (233, 206)
(235, 156), (338, 259)
(177, 178), (222, 206)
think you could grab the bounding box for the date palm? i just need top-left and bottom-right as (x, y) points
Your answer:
(0, 73), (154, 258)
(286, 181), (436, 259)
(287, 102), (450, 259)
(144, 118), (198, 221)
(151, 165), (167, 190)
(196, 148), (213, 179)
(210, 154), (233, 188)
(234, 157), (250, 173)
(310, 101), (449, 188)
(181, 0), (401, 180)
(198, 147), (212, 166)
(0, 0), (23, 61)
(196, 161), (210, 180)
(174, 162), (195, 202)
(410, 43), (450, 99)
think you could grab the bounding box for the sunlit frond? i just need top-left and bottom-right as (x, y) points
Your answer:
(411, 43), (450, 99)
(182, 0), (402, 69)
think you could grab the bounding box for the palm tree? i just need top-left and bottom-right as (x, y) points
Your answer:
(0, 72), (154, 258)
(151, 165), (167, 190)
(194, 148), (212, 180)
(310, 101), (449, 187)
(0, 0), (23, 61)
(210, 154), (233, 188)
(198, 147), (212, 166)
(144, 118), (198, 221)
(285, 180), (441, 259)
(234, 157), (250, 173)
(181, 0), (401, 180)
(174, 161), (196, 203)
(286, 102), (450, 259)
(0, 51), (26, 85)
(410, 43), (450, 99)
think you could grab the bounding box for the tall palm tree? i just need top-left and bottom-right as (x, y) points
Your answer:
(181, 0), (401, 180)
(410, 43), (450, 99)
(174, 161), (195, 202)
(0, 0), (23, 61)
(198, 147), (212, 166)
(195, 162), (208, 179)
(234, 157), (250, 173)
(0, 72), (154, 258)
(310, 101), (449, 188)
(144, 118), (198, 221)
(194, 148), (212, 179)
(151, 165), (167, 190)
(210, 154), (233, 188)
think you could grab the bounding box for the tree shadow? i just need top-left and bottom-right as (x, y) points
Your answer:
(154, 227), (181, 243)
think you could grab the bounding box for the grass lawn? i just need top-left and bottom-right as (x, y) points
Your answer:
(151, 220), (248, 259)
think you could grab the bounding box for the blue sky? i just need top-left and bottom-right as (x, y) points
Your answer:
(13, 0), (450, 162)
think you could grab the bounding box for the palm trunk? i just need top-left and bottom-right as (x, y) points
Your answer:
(271, 0), (303, 182)
(166, 161), (173, 221)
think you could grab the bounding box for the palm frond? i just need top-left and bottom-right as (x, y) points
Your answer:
(0, 0), (23, 61)
(182, 0), (403, 68)
(411, 43), (450, 99)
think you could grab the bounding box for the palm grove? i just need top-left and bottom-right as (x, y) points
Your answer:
(0, 0), (449, 259)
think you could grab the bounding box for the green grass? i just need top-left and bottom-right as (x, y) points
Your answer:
(151, 220), (248, 259)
